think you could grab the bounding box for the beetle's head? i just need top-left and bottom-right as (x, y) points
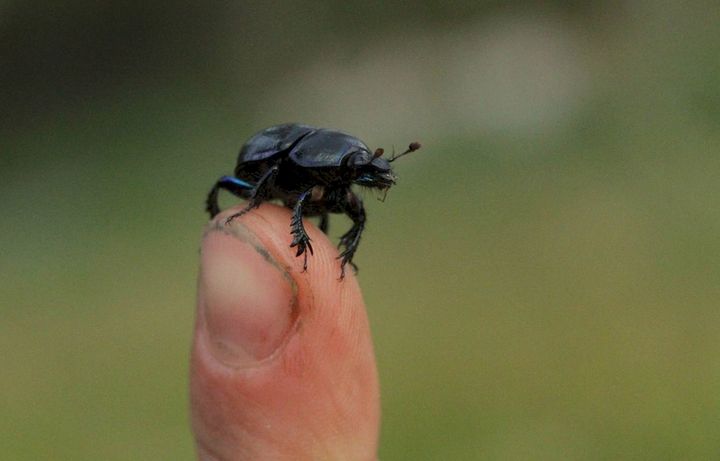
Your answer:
(350, 142), (421, 189)
(351, 149), (396, 189)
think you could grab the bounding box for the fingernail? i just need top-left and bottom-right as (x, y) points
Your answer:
(199, 226), (296, 368)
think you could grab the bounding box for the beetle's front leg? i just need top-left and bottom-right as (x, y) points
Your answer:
(225, 165), (279, 224)
(289, 189), (314, 271)
(338, 191), (366, 278)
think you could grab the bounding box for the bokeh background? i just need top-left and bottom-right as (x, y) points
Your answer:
(3, 1), (720, 459)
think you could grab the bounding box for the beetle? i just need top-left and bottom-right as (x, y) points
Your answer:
(206, 123), (420, 277)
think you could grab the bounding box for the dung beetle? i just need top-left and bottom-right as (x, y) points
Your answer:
(206, 123), (421, 277)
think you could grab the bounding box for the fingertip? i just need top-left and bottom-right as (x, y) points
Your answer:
(192, 204), (379, 460)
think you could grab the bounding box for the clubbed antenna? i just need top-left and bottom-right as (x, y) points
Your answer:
(373, 148), (384, 159)
(388, 142), (421, 162)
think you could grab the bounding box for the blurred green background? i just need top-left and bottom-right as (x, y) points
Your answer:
(2, 1), (720, 459)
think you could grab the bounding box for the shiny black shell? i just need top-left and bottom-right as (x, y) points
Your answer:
(237, 123), (315, 163)
(234, 124), (373, 179)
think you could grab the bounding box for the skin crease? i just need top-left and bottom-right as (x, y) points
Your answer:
(191, 203), (380, 461)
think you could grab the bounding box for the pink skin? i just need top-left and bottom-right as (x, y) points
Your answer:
(191, 204), (380, 461)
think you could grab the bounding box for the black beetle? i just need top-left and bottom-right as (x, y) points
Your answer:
(206, 123), (420, 277)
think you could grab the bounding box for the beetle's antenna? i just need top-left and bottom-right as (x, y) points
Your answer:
(373, 148), (384, 159)
(388, 142), (421, 162)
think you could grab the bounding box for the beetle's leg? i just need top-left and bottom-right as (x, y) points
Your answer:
(289, 189), (314, 272)
(206, 176), (254, 218)
(319, 212), (330, 234)
(225, 166), (279, 224)
(337, 191), (366, 278)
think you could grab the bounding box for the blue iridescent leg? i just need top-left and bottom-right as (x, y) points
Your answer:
(225, 165), (279, 224)
(206, 175), (254, 218)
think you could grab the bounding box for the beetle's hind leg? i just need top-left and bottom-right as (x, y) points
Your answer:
(225, 165), (279, 224)
(289, 189), (314, 271)
(206, 176), (254, 218)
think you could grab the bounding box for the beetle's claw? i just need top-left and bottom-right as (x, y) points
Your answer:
(337, 254), (359, 279)
(224, 211), (245, 225)
(297, 240), (311, 272)
(290, 231), (313, 271)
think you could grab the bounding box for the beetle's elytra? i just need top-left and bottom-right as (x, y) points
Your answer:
(206, 123), (420, 278)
